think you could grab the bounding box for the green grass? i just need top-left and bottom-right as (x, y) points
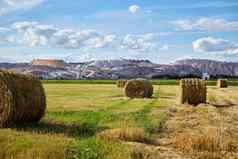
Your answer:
(42, 79), (179, 85)
(42, 80), (116, 85)
(42, 79), (238, 86)
(0, 129), (70, 159)
(68, 137), (130, 159)
(0, 83), (237, 159)
(0, 84), (166, 159)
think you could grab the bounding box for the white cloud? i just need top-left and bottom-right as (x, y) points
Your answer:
(159, 45), (169, 51)
(4, 0), (43, 6)
(121, 33), (156, 51)
(0, 0), (45, 15)
(146, 10), (152, 14)
(12, 21), (38, 30)
(0, 27), (12, 43)
(173, 20), (194, 31)
(85, 34), (117, 48)
(0, 27), (10, 32)
(193, 37), (238, 54)
(11, 21), (57, 47)
(1, 21), (113, 49)
(173, 18), (238, 31)
(0, 21), (159, 52)
(51, 29), (101, 49)
(129, 5), (140, 14)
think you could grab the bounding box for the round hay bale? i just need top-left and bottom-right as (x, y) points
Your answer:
(0, 70), (46, 128)
(116, 80), (127, 88)
(137, 78), (154, 97)
(124, 79), (153, 98)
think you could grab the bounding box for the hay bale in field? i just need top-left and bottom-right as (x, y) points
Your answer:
(116, 80), (127, 88)
(139, 79), (154, 98)
(217, 79), (228, 88)
(180, 78), (207, 105)
(0, 70), (46, 128)
(124, 79), (153, 98)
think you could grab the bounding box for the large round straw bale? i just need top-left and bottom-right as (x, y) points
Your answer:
(0, 70), (46, 128)
(124, 79), (153, 98)
(138, 78), (154, 97)
(217, 79), (228, 88)
(116, 80), (127, 88)
(180, 78), (207, 105)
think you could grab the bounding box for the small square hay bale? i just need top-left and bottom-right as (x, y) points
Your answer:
(180, 78), (207, 105)
(217, 79), (228, 88)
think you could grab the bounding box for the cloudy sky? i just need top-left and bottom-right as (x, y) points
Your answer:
(0, 0), (238, 63)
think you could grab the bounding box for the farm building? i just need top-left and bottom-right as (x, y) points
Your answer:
(202, 72), (210, 80)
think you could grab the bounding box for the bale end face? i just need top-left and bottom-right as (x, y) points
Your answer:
(124, 79), (153, 98)
(180, 78), (207, 105)
(0, 70), (46, 128)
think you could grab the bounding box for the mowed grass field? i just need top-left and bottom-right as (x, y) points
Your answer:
(42, 79), (238, 86)
(0, 82), (238, 159)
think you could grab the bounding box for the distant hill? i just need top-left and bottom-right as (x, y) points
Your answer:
(0, 59), (238, 79)
(31, 59), (67, 68)
(175, 59), (238, 77)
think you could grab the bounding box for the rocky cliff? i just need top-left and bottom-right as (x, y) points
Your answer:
(0, 59), (238, 79)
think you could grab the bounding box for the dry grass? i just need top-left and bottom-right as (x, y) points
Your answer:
(174, 128), (237, 159)
(208, 87), (237, 107)
(0, 83), (237, 159)
(0, 129), (70, 159)
(129, 143), (160, 159)
(97, 127), (147, 143)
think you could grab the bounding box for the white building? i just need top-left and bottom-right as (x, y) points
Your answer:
(202, 73), (210, 80)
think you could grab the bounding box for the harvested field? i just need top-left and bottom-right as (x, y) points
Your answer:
(0, 82), (237, 159)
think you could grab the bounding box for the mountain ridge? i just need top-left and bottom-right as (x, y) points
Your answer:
(0, 59), (238, 79)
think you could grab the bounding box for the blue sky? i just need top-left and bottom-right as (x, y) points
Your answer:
(0, 0), (238, 63)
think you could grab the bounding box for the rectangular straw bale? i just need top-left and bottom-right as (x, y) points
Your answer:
(180, 78), (207, 105)
(217, 79), (228, 88)
(116, 80), (127, 88)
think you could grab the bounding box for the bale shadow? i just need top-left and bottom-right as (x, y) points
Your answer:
(107, 95), (124, 98)
(210, 103), (236, 108)
(13, 120), (108, 138)
(160, 96), (174, 99)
